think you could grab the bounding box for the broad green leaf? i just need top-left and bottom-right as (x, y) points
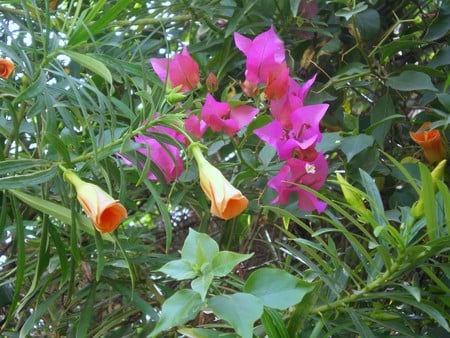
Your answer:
(181, 228), (219, 267)
(335, 2), (368, 20)
(0, 166), (57, 189)
(340, 134), (374, 162)
(386, 71), (438, 92)
(150, 289), (204, 337)
(243, 268), (314, 310)
(369, 94), (396, 148)
(208, 293), (263, 338)
(159, 259), (198, 280)
(354, 9), (380, 41)
(191, 273), (214, 301)
(62, 50), (112, 84)
(211, 251), (253, 277)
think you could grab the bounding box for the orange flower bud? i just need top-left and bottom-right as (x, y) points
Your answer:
(64, 171), (127, 233)
(206, 72), (219, 92)
(191, 145), (248, 220)
(410, 122), (448, 164)
(0, 59), (14, 78)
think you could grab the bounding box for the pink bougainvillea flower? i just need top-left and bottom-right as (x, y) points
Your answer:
(0, 59), (14, 78)
(410, 122), (448, 164)
(184, 114), (207, 139)
(191, 144), (248, 220)
(264, 62), (290, 101)
(254, 103), (328, 160)
(268, 153), (328, 213)
(270, 75), (316, 129)
(119, 123), (185, 183)
(201, 93), (258, 136)
(64, 170), (127, 233)
(234, 26), (285, 85)
(150, 45), (200, 92)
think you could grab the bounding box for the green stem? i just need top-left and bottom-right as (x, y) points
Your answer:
(311, 258), (403, 314)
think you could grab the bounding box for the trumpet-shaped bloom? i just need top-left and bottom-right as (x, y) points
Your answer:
(234, 26), (285, 85)
(201, 93), (258, 136)
(191, 145), (248, 220)
(254, 104), (328, 160)
(268, 154), (328, 213)
(150, 45), (200, 92)
(270, 75), (316, 129)
(119, 123), (185, 183)
(410, 122), (448, 164)
(0, 59), (14, 78)
(64, 170), (127, 233)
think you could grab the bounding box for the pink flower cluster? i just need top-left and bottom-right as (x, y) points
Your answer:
(121, 26), (328, 213)
(235, 26), (328, 213)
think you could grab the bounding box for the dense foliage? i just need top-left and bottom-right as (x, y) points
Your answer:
(0, 0), (449, 337)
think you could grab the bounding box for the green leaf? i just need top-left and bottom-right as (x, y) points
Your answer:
(359, 169), (387, 229)
(208, 293), (263, 338)
(178, 328), (237, 338)
(386, 71), (438, 92)
(62, 50), (112, 84)
(191, 273), (214, 301)
(243, 268), (314, 310)
(261, 308), (290, 338)
(368, 94), (396, 148)
(181, 228), (219, 267)
(335, 2), (368, 21)
(159, 259), (198, 280)
(340, 134), (374, 162)
(0, 159), (51, 175)
(290, 0), (301, 17)
(13, 72), (46, 104)
(354, 9), (380, 41)
(76, 283), (96, 337)
(419, 163), (438, 240)
(150, 289), (204, 337)
(0, 166), (57, 189)
(70, 0), (133, 44)
(211, 251), (253, 277)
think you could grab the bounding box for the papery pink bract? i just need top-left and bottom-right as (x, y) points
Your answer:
(150, 45), (200, 92)
(185, 114), (207, 139)
(254, 103), (328, 160)
(270, 75), (316, 129)
(234, 26), (285, 84)
(268, 154), (328, 213)
(201, 93), (258, 136)
(120, 124), (185, 184)
(264, 63), (290, 100)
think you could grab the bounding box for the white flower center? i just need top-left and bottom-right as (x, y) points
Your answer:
(305, 163), (316, 174)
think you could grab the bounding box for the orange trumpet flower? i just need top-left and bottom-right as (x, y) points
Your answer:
(64, 170), (127, 233)
(191, 145), (248, 220)
(0, 59), (14, 78)
(410, 122), (448, 164)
